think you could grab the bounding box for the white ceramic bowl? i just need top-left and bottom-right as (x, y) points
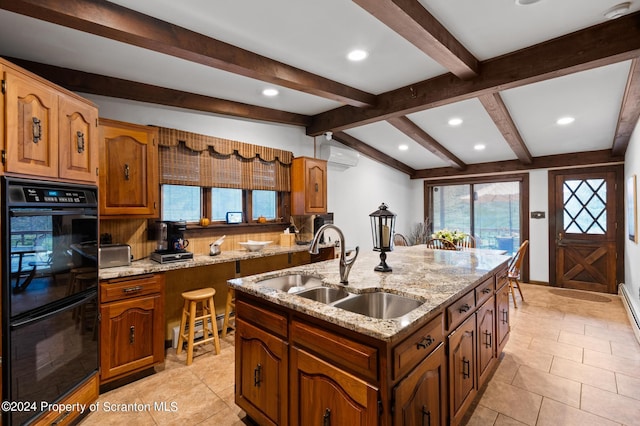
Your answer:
(239, 240), (272, 252)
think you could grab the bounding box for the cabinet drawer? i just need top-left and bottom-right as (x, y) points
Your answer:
(495, 264), (509, 290)
(236, 299), (288, 339)
(292, 320), (378, 382)
(393, 313), (443, 380)
(475, 276), (494, 306)
(35, 373), (98, 425)
(100, 274), (162, 303)
(446, 290), (476, 330)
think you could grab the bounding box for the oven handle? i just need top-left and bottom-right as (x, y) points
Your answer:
(10, 290), (97, 329)
(10, 209), (97, 217)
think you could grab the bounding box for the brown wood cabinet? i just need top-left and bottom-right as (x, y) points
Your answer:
(235, 301), (288, 426)
(393, 343), (447, 426)
(477, 297), (496, 387)
(1, 58), (98, 183)
(98, 118), (159, 217)
(291, 156), (327, 215)
(32, 373), (99, 426)
(99, 274), (165, 383)
(496, 274), (511, 355)
(448, 314), (476, 425)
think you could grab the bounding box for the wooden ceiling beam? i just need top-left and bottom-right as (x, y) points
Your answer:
(612, 58), (640, 156)
(478, 93), (533, 164)
(8, 58), (311, 127)
(387, 116), (465, 170)
(331, 131), (416, 176)
(308, 12), (640, 135)
(0, 0), (376, 108)
(412, 149), (624, 179)
(353, 0), (478, 79)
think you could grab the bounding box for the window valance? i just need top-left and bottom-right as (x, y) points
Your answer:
(157, 126), (292, 191)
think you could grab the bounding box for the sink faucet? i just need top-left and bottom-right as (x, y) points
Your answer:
(309, 224), (359, 284)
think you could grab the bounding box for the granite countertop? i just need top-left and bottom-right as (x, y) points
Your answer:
(228, 245), (511, 342)
(98, 242), (333, 280)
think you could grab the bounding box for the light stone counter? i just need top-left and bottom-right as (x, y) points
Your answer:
(228, 245), (511, 342)
(98, 243), (333, 280)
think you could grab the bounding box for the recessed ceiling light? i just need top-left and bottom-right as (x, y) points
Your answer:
(448, 117), (463, 126)
(556, 116), (575, 125)
(262, 88), (279, 97)
(515, 0), (542, 5)
(347, 49), (368, 61)
(398, 144), (409, 151)
(604, 2), (631, 19)
(474, 144), (486, 151)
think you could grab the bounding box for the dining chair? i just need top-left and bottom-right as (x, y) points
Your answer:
(393, 233), (409, 246)
(456, 235), (476, 250)
(507, 240), (529, 308)
(426, 238), (457, 250)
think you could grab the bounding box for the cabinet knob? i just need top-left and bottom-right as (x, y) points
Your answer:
(124, 163), (130, 180)
(254, 363), (262, 387)
(129, 325), (135, 344)
(416, 335), (434, 350)
(458, 303), (471, 313)
(76, 131), (85, 153)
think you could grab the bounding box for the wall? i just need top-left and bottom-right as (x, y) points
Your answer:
(624, 118), (640, 328)
(85, 95), (420, 255)
(528, 170), (550, 282)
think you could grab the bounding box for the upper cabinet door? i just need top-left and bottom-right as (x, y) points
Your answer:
(291, 157), (327, 215)
(98, 118), (159, 218)
(4, 70), (59, 178)
(58, 95), (98, 183)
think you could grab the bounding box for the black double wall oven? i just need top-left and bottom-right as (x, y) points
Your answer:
(2, 177), (99, 425)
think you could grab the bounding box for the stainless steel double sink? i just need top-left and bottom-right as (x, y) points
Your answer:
(257, 274), (423, 319)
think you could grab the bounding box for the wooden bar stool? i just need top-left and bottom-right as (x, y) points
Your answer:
(221, 287), (236, 338)
(176, 288), (221, 365)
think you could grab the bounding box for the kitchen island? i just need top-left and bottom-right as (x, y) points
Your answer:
(228, 245), (511, 426)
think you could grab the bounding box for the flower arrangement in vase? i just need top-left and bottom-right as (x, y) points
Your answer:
(432, 229), (467, 244)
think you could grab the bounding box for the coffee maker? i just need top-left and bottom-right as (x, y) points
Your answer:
(150, 221), (194, 263)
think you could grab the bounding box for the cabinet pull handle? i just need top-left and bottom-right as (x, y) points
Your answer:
(129, 325), (135, 344)
(51, 410), (71, 425)
(123, 285), (143, 293)
(323, 408), (331, 426)
(32, 117), (42, 143)
(501, 308), (508, 324)
(76, 130), (85, 153)
(484, 330), (492, 348)
(421, 405), (431, 426)
(124, 163), (130, 180)
(254, 363), (262, 387)
(315, 183), (319, 192)
(462, 357), (470, 379)
(416, 335), (434, 350)
(482, 288), (491, 294)
(458, 303), (471, 313)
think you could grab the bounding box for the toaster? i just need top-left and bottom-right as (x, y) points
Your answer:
(99, 243), (132, 268)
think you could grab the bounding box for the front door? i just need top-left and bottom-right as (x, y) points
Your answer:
(549, 166), (624, 293)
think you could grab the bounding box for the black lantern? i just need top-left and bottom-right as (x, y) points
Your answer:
(369, 203), (396, 272)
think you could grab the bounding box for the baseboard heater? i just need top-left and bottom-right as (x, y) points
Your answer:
(619, 283), (640, 344)
(172, 314), (225, 349)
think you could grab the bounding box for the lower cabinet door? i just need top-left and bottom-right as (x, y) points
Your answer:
(100, 294), (164, 382)
(235, 319), (288, 426)
(448, 314), (476, 425)
(477, 297), (496, 387)
(393, 343), (447, 426)
(291, 347), (379, 426)
(496, 284), (511, 354)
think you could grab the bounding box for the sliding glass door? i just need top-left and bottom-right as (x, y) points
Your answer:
(427, 175), (528, 256)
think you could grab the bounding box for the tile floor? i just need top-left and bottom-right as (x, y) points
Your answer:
(80, 283), (640, 425)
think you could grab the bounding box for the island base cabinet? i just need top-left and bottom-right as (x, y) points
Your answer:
(496, 283), (510, 355)
(235, 318), (288, 426)
(290, 347), (379, 426)
(393, 343), (447, 426)
(448, 314), (476, 425)
(477, 297), (496, 388)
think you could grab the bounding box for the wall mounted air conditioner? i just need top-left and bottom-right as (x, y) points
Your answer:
(319, 142), (359, 168)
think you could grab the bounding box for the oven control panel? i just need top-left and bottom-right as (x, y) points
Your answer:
(23, 187), (90, 204)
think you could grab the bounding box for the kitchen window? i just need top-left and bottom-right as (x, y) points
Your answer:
(425, 174), (529, 255)
(161, 185), (283, 224)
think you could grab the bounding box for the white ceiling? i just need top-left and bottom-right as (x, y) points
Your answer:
(0, 0), (637, 171)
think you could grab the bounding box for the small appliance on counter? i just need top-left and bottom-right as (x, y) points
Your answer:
(99, 243), (132, 268)
(151, 220), (194, 263)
